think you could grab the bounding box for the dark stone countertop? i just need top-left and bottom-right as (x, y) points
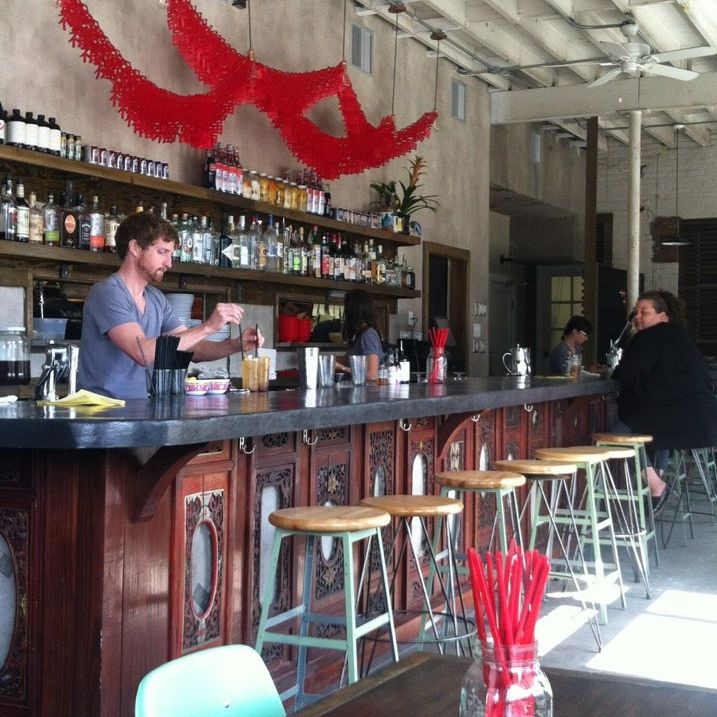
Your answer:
(0, 376), (616, 449)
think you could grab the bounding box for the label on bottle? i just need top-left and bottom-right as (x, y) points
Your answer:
(29, 212), (43, 243)
(105, 217), (119, 249)
(0, 118), (5, 143)
(63, 213), (77, 243)
(25, 123), (38, 149)
(37, 125), (50, 151)
(49, 128), (61, 153)
(7, 120), (25, 145)
(78, 216), (91, 249)
(89, 213), (105, 250)
(16, 207), (30, 240)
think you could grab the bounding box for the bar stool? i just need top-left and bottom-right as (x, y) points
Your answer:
(534, 446), (626, 624)
(589, 445), (651, 598)
(593, 433), (659, 571)
(255, 505), (398, 708)
(359, 494), (469, 654)
(493, 458), (602, 650)
(433, 470), (527, 553)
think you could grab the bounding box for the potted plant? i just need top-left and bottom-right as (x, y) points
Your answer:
(370, 155), (439, 233)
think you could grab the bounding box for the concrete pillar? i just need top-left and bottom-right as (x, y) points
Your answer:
(627, 110), (642, 312)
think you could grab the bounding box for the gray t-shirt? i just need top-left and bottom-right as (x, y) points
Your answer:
(350, 327), (384, 360)
(78, 273), (182, 399)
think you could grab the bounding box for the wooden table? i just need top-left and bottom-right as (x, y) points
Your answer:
(293, 652), (717, 717)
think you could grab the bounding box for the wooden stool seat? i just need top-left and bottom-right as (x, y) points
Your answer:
(599, 446), (636, 460)
(361, 494), (463, 518)
(268, 506), (390, 533)
(434, 470), (526, 491)
(593, 433), (653, 445)
(494, 459), (577, 478)
(535, 446), (613, 465)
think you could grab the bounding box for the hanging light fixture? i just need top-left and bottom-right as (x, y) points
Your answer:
(661, 124), (691, 247)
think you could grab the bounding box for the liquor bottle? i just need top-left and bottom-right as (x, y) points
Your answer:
(263, 215), (280, 272)
(333, 234), (342, 281)
(298, 227), (308, 276)
(398, 341), (411, 383)
(191, 215), (204, 264)
(14, 181), (30, 243)
(235, 215), (251, 269)
(218, 215), (233, 268)
(76, 194), (92, 250)
(104, 204), (121, 253)
(320, 232), (331, 279)
(204, 145), (217, 189)
(28, 191), (43, 243)
(202, 216), (217, 265)
(0, 178), (17, 241)
(324, 185), (333, 218)
(375, 244), (386, 285)
(310, 226), (321, 278)
(159, 201), (168, 220)
(275, 217), (285, 272)
(0, 103), (6, 145)
(88, 195), (105, 252)
(179, 214), (193, 262)
(24, 112), (38, 151)
(47, 117), (62, 156)
(43, 192), (60, 246)
(60, 186), (80, 248)
(66, 134), (75, 161)
(255, 217), (266, 270)
(171, 213), (182, 261)
(6, 109), (25, 148)
(36, 114), (50, 153)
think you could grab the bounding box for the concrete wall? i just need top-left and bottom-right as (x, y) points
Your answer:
(2, 0), (491, 373)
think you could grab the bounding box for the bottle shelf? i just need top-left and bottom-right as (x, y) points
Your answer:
(0, 144), (420, 246)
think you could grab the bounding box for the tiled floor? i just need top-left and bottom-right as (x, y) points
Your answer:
(537, 489), (717, 690)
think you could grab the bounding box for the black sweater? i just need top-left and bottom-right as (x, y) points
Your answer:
(613, 322), (717, 448)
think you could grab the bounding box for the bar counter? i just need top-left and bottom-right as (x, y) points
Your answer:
(0, 375), (616, 448)
(0, 375), (617, 717)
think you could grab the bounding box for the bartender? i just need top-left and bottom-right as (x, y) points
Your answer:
(549, 316), (592, 374)
(77, 212), (262, 399)
(335, 289), (384, 382)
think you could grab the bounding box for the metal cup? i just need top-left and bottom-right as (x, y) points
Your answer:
(151, 368), (172, 396)
(298, 347), (320, 390)
(171, 368), (187, 394)
(350, 355), (367, 386)
(319, 354), (336, 387)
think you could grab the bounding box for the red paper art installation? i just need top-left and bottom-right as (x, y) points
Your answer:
(57, 0), (437, 179)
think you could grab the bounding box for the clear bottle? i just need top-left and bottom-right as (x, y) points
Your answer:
(236, 215), (251, 269)
(254, 217), (266, 270)
(263, 215), (280, 272)
(459, 640), (552, 717)
(43, 192), (60, 246)
(203, 216), (217, 266)
(14, 181), (30, 243)
(88, 195), (105, 252)
(104, 204), (121, 253)
(28, 191), (43, 243)
(179, 213), (193, 262)
(0, 179), (15, 241)
(0, 102), (6, 145)
(191, 215), (205, 264)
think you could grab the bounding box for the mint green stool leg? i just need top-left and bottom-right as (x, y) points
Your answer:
(343, 532), (359, 685)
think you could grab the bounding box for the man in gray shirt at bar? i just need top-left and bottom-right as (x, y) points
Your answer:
(78, 212), (261, 399)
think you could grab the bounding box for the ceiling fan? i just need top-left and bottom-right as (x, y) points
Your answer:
(473, 17), (716, 87)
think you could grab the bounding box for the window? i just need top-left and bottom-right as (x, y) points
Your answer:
(451, 79), (465, 121)
(549, 276), (583, 349)
(351, 24), (373, 74)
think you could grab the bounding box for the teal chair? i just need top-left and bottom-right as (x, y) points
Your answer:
(135, 644), (285, 717)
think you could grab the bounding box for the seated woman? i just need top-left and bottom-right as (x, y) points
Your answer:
(549, 316), (593, 374)
(335, 289), (384, 382)
(612, 290), (717, 512)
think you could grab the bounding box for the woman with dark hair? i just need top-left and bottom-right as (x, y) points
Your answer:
(612, 289), (717, 511)
(336, 289), (384, 382)
(549, 315), (593, 374)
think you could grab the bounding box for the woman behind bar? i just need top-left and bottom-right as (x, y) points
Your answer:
(549, 315), (592, 375)
(336, 289), (384, 382)
(612, 289), (717, 512)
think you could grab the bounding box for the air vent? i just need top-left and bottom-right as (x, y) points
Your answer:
(352, 24), (373, 75)
(451, 79), (465, 121)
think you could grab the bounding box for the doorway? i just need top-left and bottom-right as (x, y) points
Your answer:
(422, 241), (469, 373)
(489, 276), (516, 375)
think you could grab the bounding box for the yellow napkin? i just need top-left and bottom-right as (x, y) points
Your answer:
(38, 389), (126, 408)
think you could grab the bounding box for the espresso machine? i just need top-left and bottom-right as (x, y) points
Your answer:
(35, 344), (79, 401)
(606, 311), (635, 374)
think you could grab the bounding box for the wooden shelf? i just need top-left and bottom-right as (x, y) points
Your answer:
(0, 144), (421, 301)
(0, 144), (420, 246)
